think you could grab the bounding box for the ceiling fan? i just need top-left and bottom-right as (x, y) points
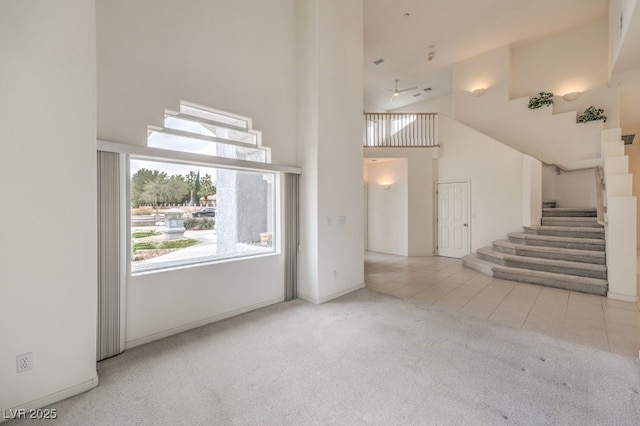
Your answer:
(384, 79), (418, 102)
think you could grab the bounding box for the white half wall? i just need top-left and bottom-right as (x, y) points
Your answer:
(127, 254), (285, 347)
(438, 116), (538, 251)
(0, 0), (98, 411)
(366, 160), (409, 256)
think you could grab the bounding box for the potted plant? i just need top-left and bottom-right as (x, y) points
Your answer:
(577, 106), (607, 123)
(528, 92), (554, 109)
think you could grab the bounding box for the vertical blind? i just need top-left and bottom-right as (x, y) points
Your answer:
(97, 150), (122, 361)
(284, 173), (299, 301)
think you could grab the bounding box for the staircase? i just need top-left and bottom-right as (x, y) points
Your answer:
(463, 201), (607, 296)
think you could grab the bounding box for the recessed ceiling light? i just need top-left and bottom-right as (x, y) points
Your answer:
(373, 58), (385, 65)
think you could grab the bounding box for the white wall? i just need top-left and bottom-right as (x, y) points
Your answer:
(511, 19), (609, 99)
(609, 0), (639, 75)
(98, 0), (298, 345)
(0, 0), (98, 411)
(97, 0), (297, 166)
(453, 26), (618, 166)
(625, 140), (640, 244)
(612, 69), (640, 136)
(390, 93), (453, 117)
(438, 116), (537, 251)
(297, 0), (364, 304)
(127, 255), (285, 347)
(522, 157), (543, 227)
(542, 166), (598, 208)
(366, 160), (409, 256)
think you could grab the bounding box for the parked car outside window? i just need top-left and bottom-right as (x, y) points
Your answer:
(192, 207), (216, 217)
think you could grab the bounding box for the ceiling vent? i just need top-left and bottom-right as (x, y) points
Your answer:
(623, 134), (635, 145)
(373, 58), (385, 65)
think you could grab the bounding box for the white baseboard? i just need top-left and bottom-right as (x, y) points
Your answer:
(367, 247), (408, 256)
(1, 376), (98, 423)
(607, 291), (638, 303)
(125, 297), (284, 349)
(298, 282), (365, 304)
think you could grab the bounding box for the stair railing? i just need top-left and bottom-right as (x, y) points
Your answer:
(364, 113), (438, 147)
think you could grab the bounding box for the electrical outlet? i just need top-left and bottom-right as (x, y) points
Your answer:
(16, 352), (33, 373)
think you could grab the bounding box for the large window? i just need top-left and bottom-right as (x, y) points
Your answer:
(130, 103), (277, 274)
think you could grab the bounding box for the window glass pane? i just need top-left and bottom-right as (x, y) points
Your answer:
(165, 116), (257, 146)
(148, 131), (267, 162)
(180, 105), (248, 129)
(130, 159), (275, 274)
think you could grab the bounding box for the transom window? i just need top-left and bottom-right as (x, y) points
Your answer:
(130, 103), (276, 274)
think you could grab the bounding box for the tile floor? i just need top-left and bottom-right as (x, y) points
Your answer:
(364, 251), (640, 358)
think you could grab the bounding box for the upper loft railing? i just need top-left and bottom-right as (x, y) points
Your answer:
(364, 113), (438, 147)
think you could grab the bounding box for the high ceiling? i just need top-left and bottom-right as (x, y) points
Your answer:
(364, 0), (610, 111)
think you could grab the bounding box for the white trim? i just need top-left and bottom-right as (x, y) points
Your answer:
(97, 140), (301, 175)
(1, 377), (99, 423)
(607, 291), (639, 303)
(152, 127), (264, 151)
(367, 247), (408, 257)
(298, 283), (365, 304)
(124, 297), (284, 349)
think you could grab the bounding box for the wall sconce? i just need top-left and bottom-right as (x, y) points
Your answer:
(379, 183), (392, 191)
(472, 88), (487, 97)
(562, 91), (582, 102)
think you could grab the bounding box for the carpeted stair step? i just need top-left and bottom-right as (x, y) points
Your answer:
(492, 266), (608, 296)
(492, 239), (606, 265)
(477, 247), (607, 279)
(542, 207), (597, 217)
(462, 254), (608, 296)
(540, 216), (603, 228)
(508, 232), (605, 251)
(542, 200), (556, 208)
(461, 254), (495, 277)
(524, 225), (604, 239)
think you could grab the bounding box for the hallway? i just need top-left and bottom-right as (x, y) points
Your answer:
(365, 251), (640, 358)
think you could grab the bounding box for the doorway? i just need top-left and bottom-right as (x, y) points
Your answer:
(437, 181), (470, 258)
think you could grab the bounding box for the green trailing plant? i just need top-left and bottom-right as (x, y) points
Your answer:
(528, 92), (554, 109)
(577, 106), (607, 123)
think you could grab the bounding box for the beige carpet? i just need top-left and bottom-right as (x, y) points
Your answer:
(9, 288), (640, 425)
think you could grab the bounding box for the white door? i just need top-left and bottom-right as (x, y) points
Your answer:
(437, 181), (469, 258)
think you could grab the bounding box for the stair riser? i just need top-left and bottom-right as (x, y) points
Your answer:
(493, 270), (607, 296)
(477, 252), (607, 279)
(542, 211), (596, 217)
(508, 236), (605, 252)
(491, 245), (606, 265)
(540, 219), (602, 228)
(525, 229), (604, 239)
(462, 257), (494, 276)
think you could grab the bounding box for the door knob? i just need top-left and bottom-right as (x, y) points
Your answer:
(463, 224), (468, 227)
